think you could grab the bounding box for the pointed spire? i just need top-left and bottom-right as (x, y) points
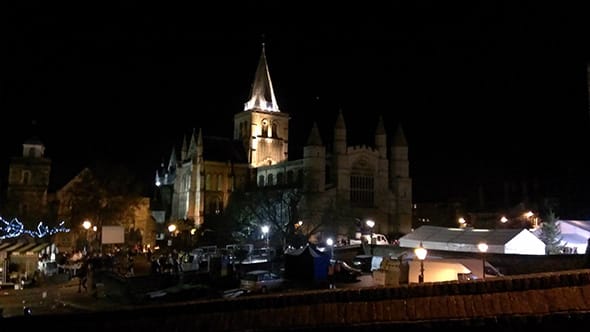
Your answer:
(168, 147), (177, 171)
(375, 115), (386, 135)
(335, 109), (346, 129)
(181, 134), (188, 160)
(155, 170), (161, 187)
(188, 128), (198, 157)
(197, 128), (203, 146)
(244, 43), (280, 112)
(306, 122), (323, 146)
(393, 124), (408, 147)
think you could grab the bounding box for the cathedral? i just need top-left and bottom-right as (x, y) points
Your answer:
(153, 45), (413, 240)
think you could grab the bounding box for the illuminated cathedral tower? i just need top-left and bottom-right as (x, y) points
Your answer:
(234, 44), (289, 167)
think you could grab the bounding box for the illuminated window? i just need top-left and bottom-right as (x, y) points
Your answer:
(217, 174), (222, 191)
(206, 174), (211, 190)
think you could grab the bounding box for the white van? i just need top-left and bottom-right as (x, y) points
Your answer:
(350, 233), (390, 245)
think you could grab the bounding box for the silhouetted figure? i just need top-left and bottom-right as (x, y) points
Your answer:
(77, 260), (88, 293)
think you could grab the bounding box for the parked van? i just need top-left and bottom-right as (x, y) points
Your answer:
(350, 233), (390, 245)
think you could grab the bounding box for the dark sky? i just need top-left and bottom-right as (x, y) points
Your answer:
(2, 2), (590, 210)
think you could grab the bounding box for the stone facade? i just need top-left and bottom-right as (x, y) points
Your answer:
(3, 137), (51, 228)
(154, 45), (413, 239)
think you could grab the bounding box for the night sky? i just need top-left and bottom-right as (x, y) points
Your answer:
(2, 2), (590, 214)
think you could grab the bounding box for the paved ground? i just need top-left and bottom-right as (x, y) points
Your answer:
(0, 254), (379, 319)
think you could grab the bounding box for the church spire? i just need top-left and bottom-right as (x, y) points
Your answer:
(244, 43), (280, 112)
(392, 124), (408, 147)
(187, 128), (198, 157)
(306, 122), (323, 146)
(167, 146), (177, 172)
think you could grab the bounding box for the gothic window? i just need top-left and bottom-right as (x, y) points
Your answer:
(276, 172), (284, 185)
(207, 197), (222, 215)
(22, 170), (31, 185)
(350, 175), (374, 207)
(271, 122), (278, 138)
(258, 175), (265, 187)
(261, 119), (269, 137)
(267, 174), (274, 186)
(297, 170), (304, 186)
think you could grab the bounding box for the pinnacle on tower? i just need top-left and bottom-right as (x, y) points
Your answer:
(244, 43), (280, 112)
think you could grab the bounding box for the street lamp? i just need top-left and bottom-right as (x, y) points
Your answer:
(365, 219), (375, 255)
(326, 238), (334, 259)
(81, 220), (92, 254)
(261, 225), (270, 248)
(477, 242), (488, 280)
(414, 241), (427, 283)
(167, 224), (177, 247)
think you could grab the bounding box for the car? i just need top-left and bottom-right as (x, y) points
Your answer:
(240, 270), (284, 293)
(331, 260), (362, 283)
(352, 255), (373, 273)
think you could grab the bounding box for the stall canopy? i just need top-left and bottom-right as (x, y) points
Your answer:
(284, 244), (330, 283)
(399, 225), (546, 255)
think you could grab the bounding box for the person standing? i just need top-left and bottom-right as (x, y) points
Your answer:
(77, 260), (88, 293)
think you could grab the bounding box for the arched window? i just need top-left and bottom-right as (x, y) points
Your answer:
(271, 122), (278, 138)
(258, 175), (265, 187)
(276, 172), (284, 185)
(267, 174), (274, 186)
(22, 171), (31, 185)
(217, 174), (223, 191)
(206, 174), (211, 190)
(28, 148), (37, 158)
(261, 119), (269, 137)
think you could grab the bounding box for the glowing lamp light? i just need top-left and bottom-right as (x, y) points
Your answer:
(168, 224), (177, 233)
(414, 242), (427, 283)
(477, 242), (488, 253)
(414, 242), (428, 261)
(365, 220), (375, 229)
(500, 216), (508, 223)
(82, 220), (92, 230)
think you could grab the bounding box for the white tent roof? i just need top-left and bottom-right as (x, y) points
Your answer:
(399, 225), (546, 255)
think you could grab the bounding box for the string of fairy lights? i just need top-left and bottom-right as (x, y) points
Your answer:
(0, 216), (69, 240)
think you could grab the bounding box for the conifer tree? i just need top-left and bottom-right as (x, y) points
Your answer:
(539, 209), (563, 254)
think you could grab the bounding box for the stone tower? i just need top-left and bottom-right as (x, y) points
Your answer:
(234, 43), (289, 167)
(390, 124), (412, 234)
(5, 136), (51, 227)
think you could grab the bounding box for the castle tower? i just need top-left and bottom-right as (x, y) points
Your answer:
(332, 110), (350, 192)
(234, 43), (289, 167)
(390, 124), (412, 234)
(303, 122), (326, 192)
(5, 136), (51, 227)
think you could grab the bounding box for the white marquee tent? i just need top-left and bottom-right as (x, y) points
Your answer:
(399, 225), (546, 255)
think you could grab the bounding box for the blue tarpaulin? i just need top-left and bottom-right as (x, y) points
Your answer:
(284, 244), (330, 283)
